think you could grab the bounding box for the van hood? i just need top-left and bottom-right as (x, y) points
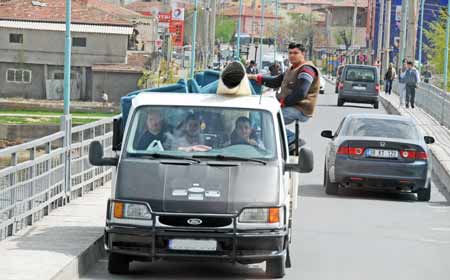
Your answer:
(115, 158), (281, 214)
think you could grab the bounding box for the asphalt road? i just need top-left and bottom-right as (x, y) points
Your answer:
(82, 81), (450, 280)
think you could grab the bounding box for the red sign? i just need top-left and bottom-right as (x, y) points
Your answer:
(170, 20), (184, 47)
(140, 11), (171, 22)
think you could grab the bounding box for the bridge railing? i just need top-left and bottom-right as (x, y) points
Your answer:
(0, 117), (114, 241)
(394, 81), (450, 128)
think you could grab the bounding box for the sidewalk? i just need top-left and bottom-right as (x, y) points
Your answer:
(0, 184), (110, 280)
(379, 92), (450, 196)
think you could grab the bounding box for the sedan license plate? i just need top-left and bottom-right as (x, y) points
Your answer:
(168, 239), (217, 251)
(353, 86), (366, 91)
(366, 149), (399, 159)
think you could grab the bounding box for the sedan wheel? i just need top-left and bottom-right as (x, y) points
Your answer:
(324, 167), (339, 195)
(417, 183), (431, 201)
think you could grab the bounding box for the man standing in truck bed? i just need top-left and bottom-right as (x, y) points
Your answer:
(248, 42), (320, 144)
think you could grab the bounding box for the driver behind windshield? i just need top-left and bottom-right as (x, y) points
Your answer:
(135, 110), (170, 150)
(230, 116), (264, 149)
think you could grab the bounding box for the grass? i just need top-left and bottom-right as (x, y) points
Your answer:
(0, 108), (117, 118)
(0, 116), (100, 125)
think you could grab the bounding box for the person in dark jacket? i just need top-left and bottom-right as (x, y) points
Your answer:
(135, 110), (169, 150)
(246, 60), (259, 74)
(404, 61), (421, 109)
(384, 63), (396, 95)
(248, 42), (320, 144)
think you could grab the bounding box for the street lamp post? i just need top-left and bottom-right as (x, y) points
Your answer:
(259, 0), (265, 70)
(274, 0), (279, 63)
(418, 0), (426, 74)
(190, 0), (199, 79)
(443, 0), (450, 93)
(236, 0), (244, 60)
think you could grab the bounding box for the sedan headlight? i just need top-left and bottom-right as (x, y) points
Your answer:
(113, 202), (152, 220)
(238, 208), (282, 223)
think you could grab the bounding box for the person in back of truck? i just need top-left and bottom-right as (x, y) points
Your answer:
(248, 42), (320, 144)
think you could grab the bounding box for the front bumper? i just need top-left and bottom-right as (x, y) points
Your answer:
(105, 225), (287, 263)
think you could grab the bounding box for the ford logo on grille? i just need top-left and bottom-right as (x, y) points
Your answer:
(187, 218), (203, 226)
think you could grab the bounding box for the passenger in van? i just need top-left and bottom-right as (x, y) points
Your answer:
(230, 117), (264, 149)
(173, 113), (211, 152)
(135, 110), (170, 150)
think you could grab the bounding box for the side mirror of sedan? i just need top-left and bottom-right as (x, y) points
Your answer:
(424, 136), (435, 144)
(321, 130), (334, 139)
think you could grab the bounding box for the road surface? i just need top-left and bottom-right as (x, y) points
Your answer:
(82, 81), (450, 280)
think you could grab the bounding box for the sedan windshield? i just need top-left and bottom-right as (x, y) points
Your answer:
(343, 118), (419, 140)
(125, 106), (277, 160)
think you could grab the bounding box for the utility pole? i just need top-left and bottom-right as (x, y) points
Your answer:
(210, 0), (217, 65)
(376, 0), (385, 67)
(382, 0), (392, 79)
(204, 0), (211, 68)
(274, 0), (278, 63)
(399, 0), (409, 67)
(236, 0), (244, 59)
(405, 0), (419, 62)
(251, 0), (256, 45)
(351, 0), (358, 48)
(443, 0), (450, 93)
(259, 0), (265, 70)
(418, 0), (425, 73)
(190, 0), (198, 79)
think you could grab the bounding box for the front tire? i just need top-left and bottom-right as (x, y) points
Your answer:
(266, 256), (286, 279)
(324, 168), (339, 195)
(417, 183), (431, 201)
(108, 253), (130, 274)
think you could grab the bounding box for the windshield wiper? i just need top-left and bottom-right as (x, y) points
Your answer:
(193, 154), (266, 165)
(129, 153), (201, 163)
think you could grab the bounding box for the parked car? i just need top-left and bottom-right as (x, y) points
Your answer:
(336, 65), (380, 109)
(335, 65), (346, 93)
(321, 114), (434, 201)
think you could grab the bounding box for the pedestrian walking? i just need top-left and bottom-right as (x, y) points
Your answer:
(384, 63), (396, 95)
(398, 59), (408, 107)
(404, 61), (420, 109)
(422, 65), (432, 84)
(246, 60), (259, 74)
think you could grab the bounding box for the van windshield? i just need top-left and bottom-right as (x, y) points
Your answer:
(125, 106), (277, 160)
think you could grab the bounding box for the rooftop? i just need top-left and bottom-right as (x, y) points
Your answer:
(0, 0), (142, 26)
(92, 52), (150, 73)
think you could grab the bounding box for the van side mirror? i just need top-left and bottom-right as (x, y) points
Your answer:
(285, 146), (314, 173)
(321, 130), (334, 139)
(424, 136), (435, 144)
(112, 117), (123, 151)
(89, 141), (118, 166)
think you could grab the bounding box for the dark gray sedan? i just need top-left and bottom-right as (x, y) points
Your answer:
(321, 114), (435, 201)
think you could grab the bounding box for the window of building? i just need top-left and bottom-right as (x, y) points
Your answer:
(53, 71), (77, 80)
(6, 69), (32, 83)
(9, 33), (23, 44)
(72, 37), (87, 47)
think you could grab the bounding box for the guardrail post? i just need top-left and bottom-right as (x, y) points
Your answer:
(9, 152), (17, 236)
(61, 115), (72, 203)
(28, 147), (36, 226)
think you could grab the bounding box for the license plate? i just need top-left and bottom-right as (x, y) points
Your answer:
(366, 149), (399, 158)
(353, 86), (366, 90)
(168, 239), (217, 251)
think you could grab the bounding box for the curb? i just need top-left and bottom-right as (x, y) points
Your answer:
(380, 96), (450, 200)
(51, 235), (106, 280)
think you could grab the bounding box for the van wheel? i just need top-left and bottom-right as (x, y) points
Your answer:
(266, 256), (285, 279)
(337, 99), (344, 107)
(108, 253), (130, 274)
(417, 184), (431, 201)
(324, 169), (339, 195)
(374, 102), (379, 109)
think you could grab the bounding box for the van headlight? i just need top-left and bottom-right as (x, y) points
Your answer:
(113, 202), (152, 220)
(238, 207), (282, 223)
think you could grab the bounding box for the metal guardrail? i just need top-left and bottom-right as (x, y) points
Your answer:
(393, 81), (450, 129)
(0, 117), (114, 241)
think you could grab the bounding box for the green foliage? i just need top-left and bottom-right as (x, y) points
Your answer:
(334, 29), (352, 50)
(138, 59), (180, 89)
(216, 16), (237, 43)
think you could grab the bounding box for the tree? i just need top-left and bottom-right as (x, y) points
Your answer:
(216, 16), (237, 43)
(424, 9), (448, 88)
(334, 29), (352, 51)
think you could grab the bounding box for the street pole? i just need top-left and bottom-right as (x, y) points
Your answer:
(418, 0), (425, 73)
(210, 0), (217, 65)
(62, 0), (72, 198)
(444, 0), (450, 93)
(236, 0), (244, 60)
(382, 0), (392, 79)
(399, 0), (409, 67)
(259, 0), (265, 70)
(190, 0), (198, 79)
(274, 0), (278, 63)
(205, 0), (211, 68)
(351, 0), (358, 48)
(376, 0), (385, 67)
